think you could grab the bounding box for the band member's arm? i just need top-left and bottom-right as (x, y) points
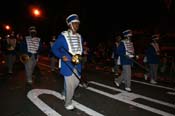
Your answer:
(117, 42), (126, 56)
(19, 39), (27, 55)
(51, 35), (67, 59)
(36, 39), (42, 61)
(146, 45), (155, 57)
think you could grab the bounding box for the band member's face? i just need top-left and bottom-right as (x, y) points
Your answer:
(70, 22), (80, 33)
(30, 31), (37, 37)
(153, 39), (159, 43)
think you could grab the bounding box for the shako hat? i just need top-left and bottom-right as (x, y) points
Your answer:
(66, 14), (80, 25)
(123, 29), (132, 37)
(28, 26), (37, 32)
(152, 34), (159, 40)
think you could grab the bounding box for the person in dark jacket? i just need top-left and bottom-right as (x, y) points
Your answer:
(48, 35), (57, 72)
(112, 34), (122, 76)
(5, 31), (17, 75)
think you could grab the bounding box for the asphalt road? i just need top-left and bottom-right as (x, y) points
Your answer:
(0, 56), (175, 116)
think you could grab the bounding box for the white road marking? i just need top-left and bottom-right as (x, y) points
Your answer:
(131, 80), (175, 91)
(167, 92), (175, 95)
(38, 62), (175, 115)
(90, 81), (174, 108)
(27, 89), (104, 116)
(87, 81), (175, 116)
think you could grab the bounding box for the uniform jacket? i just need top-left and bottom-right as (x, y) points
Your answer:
(145, 44), (160, 64)
(51, 30), (83, 77)
(117, 41), (133, 65)
(20, 36), (42, 58)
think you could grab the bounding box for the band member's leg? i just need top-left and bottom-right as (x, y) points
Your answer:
(64, 74), (79, 107)
(25, 59), (33, 83)
(124, 65), (131, 88)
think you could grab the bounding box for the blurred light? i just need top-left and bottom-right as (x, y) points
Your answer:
(5, 25), (11, 30)
(136, 55), (139, 59)
(6, 34), (10, 38)
(1, 60), (5, 64)
(32, 8), (41, 17)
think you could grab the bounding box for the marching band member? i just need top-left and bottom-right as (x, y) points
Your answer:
(145, 34), (160, 84)
(20, 26), (42, 84)
(114, 29), (135, 92)
(52, 14), (83, 110)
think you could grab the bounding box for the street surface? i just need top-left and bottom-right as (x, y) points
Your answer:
(0, 56), (175, 116)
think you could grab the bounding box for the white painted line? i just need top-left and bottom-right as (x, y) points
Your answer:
(90, 81), (174, 108)
(27, 89), (61, 116)
(73, 101), (104, 116)
(131, 80), (175, 91)
(27, 89), (104, 116)
(87, 81), (174, 116)
(167, 92), (175, 95)
(37, 62), (175, 115)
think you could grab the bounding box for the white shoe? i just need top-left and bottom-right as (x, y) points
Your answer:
(114, 81), (120, 87)
(61, 95), (65, 101)
(112, 68), (114, 72)
(65, 104), (74, 110)
(82, 83), (88, 88)
(27, 80), (33, 84)
(79, 83), (83, 87)
(79, 83), (88, 88)
(125, 87), (131, 92)
(8, 71), (13, 74)
(150, 80), (157, 84)
(114, 73), (118, 76)
(144, 74), (148, 80)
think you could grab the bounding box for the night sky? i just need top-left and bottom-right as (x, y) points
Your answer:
(0, 0), (175, 45)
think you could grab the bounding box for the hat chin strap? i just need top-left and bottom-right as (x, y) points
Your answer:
(70, 23), (76, 33)
(125, 36), (131, 40)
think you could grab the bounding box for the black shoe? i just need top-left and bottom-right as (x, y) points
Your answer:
(25, 82), (33, 91)
(7, 73), (13, 78)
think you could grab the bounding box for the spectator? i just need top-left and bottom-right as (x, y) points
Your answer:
(5, 31), (17, 75)
(48, 35), (57, 72)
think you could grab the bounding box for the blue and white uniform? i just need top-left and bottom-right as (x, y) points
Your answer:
(115, 29), (134, 92)
(20, 33), (42, 83)
(52, 14), (83, 109)
(52, 30), (83, 76)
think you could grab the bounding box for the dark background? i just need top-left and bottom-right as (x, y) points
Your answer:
(0, 0), (175, 47)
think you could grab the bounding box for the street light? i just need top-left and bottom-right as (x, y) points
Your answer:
(5, 25), (11, 31)
(31, 7), (42, 17)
